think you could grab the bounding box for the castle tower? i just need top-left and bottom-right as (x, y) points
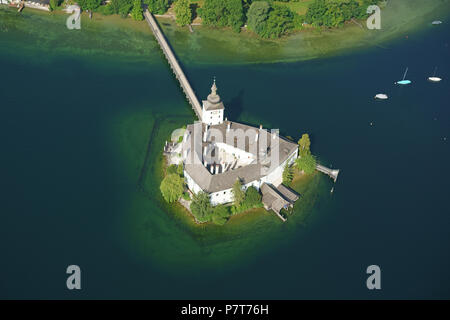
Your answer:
(202, 78), (224, 126)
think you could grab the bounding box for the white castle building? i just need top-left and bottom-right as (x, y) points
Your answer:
(180, 80), (299, 207)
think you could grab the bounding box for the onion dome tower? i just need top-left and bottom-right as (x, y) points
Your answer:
(202, 78), (225, 126)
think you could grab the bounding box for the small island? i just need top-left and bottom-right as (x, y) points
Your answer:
(140, 7), (339, 225)
(161, 79), (328, 225)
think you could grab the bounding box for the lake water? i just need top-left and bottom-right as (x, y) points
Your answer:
(0, 1), (449, 299)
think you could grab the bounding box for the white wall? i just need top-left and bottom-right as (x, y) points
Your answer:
(215, 142), (255, 162)
(210, 188), (233, 206)
(187, 148), (298, 206)
(209, 177), (264, 205)
(184, 171), (203, 195)
(202, 109), (223, 126)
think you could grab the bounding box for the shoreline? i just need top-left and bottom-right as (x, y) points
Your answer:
(2, 1), (449, 65)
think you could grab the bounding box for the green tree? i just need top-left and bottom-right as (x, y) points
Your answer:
(176, 163), (184, 176)
(174, 0), (193, 26)
(232, 178), (245, 207)
(111, 0), (134, 16)
(145, 0), (170, 15)
(259, 4), (294, 38)
(131, 0), (144, 21)
(298, 133), (311, 155)
(282, 163), (294, 185)
(246, 1), (270, 34)
(293, 12), (305, 29)
(78, 0), (102, 11)
(190, 192), (213, 222)
(296, 153), (316, 174)
(160, 173), (184, 203)
(199, 0), (245, 32)
(305, 0), (368, 27)
(226, 0), (246, 32)
(231, 186), (263, 214)
(97, 4), (115, 15)
(166, 164), (178, 175)
(242, 186), (262, 208)
(211, 205), (231, 225)
(182, 192), (191, 200)
(49, 0), (60, 11)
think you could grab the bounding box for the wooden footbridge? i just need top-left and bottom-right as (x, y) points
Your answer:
(316, 164), (340, 182)
(144, 10), (203, 120)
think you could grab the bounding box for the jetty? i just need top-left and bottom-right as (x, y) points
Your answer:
(316, 164), (339, 182)
(144, 10), (203, 120)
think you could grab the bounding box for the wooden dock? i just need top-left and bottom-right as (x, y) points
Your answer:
(144, 10), (203, 120)
(316, 164), (340, 182)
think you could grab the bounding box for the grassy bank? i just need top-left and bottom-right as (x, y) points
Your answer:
(2, 0), (449, 65)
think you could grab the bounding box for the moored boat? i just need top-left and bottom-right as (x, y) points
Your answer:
(428, 77), (442, 82)
(396, 67), (412, 85)
(428, 67), (442, 82)
(375, 93), (388, 100)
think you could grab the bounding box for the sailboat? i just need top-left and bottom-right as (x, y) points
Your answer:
(428, 67), (442, 82)
(375, 93), (388, 100)
(432, 21), (442, 25)
(396, 67), (411, 85)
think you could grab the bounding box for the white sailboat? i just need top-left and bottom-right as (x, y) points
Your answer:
(375, 93), (388, 100)
(428, 67), (442, 82)
(396, 67), (411, 85)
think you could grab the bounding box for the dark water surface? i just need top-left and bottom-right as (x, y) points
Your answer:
(0, 5), (449, 299)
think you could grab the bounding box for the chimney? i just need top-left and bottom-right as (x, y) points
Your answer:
(272, 132), (276, 139)
(259, 124), (262, 130)
(255, 131), (259, 142)
(216, 164), (220, 174)
(227, 121), (231, 132)
(210, 164), (214, 174)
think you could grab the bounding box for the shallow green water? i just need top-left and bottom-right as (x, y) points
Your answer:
(1, 1), (449, 299)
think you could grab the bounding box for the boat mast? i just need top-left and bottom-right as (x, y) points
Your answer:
(402, 67), (409, 80)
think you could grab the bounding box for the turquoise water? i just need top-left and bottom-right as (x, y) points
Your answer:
(0, 3), (449, 299)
